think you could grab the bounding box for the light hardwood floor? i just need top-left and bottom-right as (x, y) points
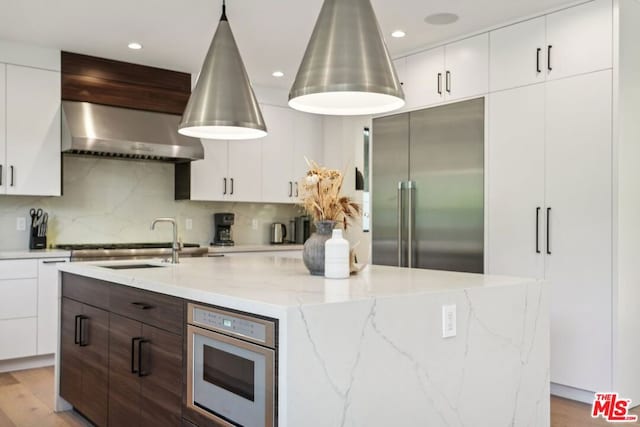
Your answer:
(0, 367), (638, 426)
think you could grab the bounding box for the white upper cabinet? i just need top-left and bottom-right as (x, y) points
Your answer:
(292, 111), (323, 189)
(261, 105), (294, 203)
(546, 0), (612, 81)
(444, 34), (489, 101)
(228, 138), (262, 202)
(4, 64), (61, 196)
(190, 139), (228, 201)
(0, 65), (5, 192)
(490, 17), (547, 92)
(404, 47), (445, 109)
(392, 57), (407, 88)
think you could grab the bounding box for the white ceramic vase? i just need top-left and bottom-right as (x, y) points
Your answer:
(324, 229), (350, 279)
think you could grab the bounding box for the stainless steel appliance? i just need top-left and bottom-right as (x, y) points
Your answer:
(186, 303), (276, 427)
(213, 213), (235, 246)
(372, 98), (485, 273)
(295, 215), (311, 244)
(55, 242), (207, 262)
(270, 223), (286, 244)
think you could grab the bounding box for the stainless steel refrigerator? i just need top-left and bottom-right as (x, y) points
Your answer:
(371, 98), (484, 273)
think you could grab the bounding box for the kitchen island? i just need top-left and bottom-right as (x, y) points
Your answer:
(55, 256), (549, 427)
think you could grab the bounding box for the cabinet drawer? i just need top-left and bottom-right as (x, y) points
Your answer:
(0, 278), (37, 319)
(0, 259), (37, 279)
(0, 317), (37, 360)
(109, 285), (183, 335)
(61, 273), (110, 310)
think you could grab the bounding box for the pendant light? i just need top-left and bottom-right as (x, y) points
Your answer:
(289, 0), (405, 116)
(179, 0), (267, 140)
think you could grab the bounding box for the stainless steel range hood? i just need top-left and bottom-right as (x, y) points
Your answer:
(61, 101), (204, 162)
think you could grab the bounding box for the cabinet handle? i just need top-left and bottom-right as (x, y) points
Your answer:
(0, 165), (2, 186)
(445, 71), (451, 93)
(230, 178), (234, 195)
(131, 302), (154, 310)
(10, 166), (14, 187)
(78, 316), (89, 347)
(294, 182), (299, 197)
(437, 73), (442, 95)
(535, 207), (541, 254)
(288, 181), (293, 197)
(223, 178), (227, 195)
(42, 259), (67, 264)
(547, 45), (553, 71)
(131, 337), (142, 373)
(74, 315), (81, 345)
(546, 207), (552, 255)
(536, 48), (541, 73)
(138, 339), (150, 377)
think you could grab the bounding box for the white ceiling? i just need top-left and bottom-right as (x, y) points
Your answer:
(0, 0), (577, 90)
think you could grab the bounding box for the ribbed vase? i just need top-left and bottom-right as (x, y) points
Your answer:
(303, 220), (336, 276)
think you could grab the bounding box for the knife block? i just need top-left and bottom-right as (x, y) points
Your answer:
(29, 222), (47, 250)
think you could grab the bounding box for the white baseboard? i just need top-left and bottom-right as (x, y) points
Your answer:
(551, 382), (596, 404)
(0, 354), (54, 373)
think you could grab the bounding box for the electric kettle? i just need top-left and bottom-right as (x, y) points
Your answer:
(270, 223), (287, 244)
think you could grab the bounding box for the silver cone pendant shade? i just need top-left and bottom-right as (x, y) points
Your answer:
(179, 3), (266, 139)
(289, 0), (405, 115)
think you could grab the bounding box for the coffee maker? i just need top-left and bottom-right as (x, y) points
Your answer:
(212, 213), (235, 246)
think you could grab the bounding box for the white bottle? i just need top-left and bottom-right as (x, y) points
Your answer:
(325, 229), (350, 279)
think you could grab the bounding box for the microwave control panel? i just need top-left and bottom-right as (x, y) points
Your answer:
(192, 306), (267, 344)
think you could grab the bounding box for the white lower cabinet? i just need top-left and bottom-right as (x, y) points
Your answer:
(488, 70), (613, 392)
(0, 257), (68, 360)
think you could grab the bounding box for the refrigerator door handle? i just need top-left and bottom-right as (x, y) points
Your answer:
(397, 182), (404, 267)
(407, 181), (415, 269)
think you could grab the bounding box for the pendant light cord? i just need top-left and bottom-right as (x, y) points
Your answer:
(220, 0), (228, 21)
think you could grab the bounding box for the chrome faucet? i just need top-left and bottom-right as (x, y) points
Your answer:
(151, 217), (181, 264)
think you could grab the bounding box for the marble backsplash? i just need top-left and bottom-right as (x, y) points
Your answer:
(0, 155), (301, 250)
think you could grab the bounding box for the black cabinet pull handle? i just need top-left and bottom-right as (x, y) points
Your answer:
(445, 71), (451, 93)
(131, 337), (142, 373)
(288, 181), (292, 197)
(536, 48), (541, 73)
(78, 316), (89, 347)
(294, 182), (299, 197)
(535, 207), (541, 254)
(138, 339), (150, 377)
(437, 73), (442, 95)
(223, 178), (227, 195)
(546, 207), (552, 255)
(0, 165), (2, 186)
(230, 178), (234, 195)
(547, 45), (553, 71)
(10, 166), (14, 187)
(42, 259), (67, 264)
(131, 302), (153, 310)
(74, 315), (81, 345)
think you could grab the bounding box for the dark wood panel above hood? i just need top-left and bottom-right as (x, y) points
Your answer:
(61, 52), (191, 115)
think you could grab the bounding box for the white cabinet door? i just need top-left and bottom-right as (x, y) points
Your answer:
(6, 65), (61, 196)
(293, 111), (323, 196)
(404, 47), (445, 109)
(0, 64), (5, 194)
(546, 0), (613, 81)
(261, 105), (294, 203)
(546, 70), (612, 391)
(0, 318), (37, 360)
(490, 17), (547, 92)
(0, 279), (37, 319)
(487, 84), (545, 279)
(393, 57), (407, 88)
(228, 138), (263, 202)
(445, 34), (489, 101)
(190, 139), (228, 201)
(37, 258), (68, 355)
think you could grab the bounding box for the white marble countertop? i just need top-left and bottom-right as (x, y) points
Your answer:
(58, 256), (537, 318)
(207, 244), (303, 254)
(0, 249), (71, 260)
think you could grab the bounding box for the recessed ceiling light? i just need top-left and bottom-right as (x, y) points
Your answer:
(391, 30), (406, 38)
(272, 71), (284, 78)
(424, 13), (459, 25)
(127, 42), (143, 50)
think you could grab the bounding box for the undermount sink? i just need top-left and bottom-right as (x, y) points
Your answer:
(101, 264), (166, 270)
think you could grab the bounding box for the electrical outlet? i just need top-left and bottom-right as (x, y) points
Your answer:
(252, 219), (259, 230)
(16, 217), (26, 231)
(442, 304), (457, 338)
(185, 218), (193, 231)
